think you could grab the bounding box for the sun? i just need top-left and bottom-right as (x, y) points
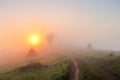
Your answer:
(28, 33), (42, 46)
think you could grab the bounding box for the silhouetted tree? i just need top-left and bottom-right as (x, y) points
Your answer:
(87, 42), (92, 50)
(109, 52), (114, 57)
(46, 33), (54, 46)
(27, 48), (37, 58)
(26, 48), (37, 64)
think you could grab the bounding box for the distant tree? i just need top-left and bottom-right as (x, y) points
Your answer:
(26, 48), (37, 64)
(46, 33), (54, 46)
(110, 53), (113, 57)
(109, 52), (114, 57)
(27, 48), (37, 58)
(87, 42), (92, 50)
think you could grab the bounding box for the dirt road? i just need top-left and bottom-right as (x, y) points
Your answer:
(70, 57), (80, 80)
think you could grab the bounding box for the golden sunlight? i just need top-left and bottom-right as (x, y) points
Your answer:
(28, 33), (42, 46)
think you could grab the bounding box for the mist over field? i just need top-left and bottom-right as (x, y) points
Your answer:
(0, 0), (120, 80)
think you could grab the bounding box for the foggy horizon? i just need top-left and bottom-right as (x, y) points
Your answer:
(1, 1), (120, 80)
(0, 0), (120, 52)
(0, 0), (120, 63)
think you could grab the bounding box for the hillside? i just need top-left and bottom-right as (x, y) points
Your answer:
(0, 60), (69, 80)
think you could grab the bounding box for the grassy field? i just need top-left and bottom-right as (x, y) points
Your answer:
(76, 50), (120, 80)
(1, 50), (120, 80)
(0, 59), (70, 80)
(80, 64), (106, 80)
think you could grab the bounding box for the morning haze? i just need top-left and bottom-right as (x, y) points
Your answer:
(0, 1), (120, 80)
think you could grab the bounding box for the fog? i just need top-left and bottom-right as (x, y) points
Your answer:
(0, 0), (120, 72)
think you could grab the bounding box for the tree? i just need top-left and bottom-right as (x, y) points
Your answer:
(87, 43), (92, 50)
(26, 48), (37, 64)
(46, 33), (54, 46)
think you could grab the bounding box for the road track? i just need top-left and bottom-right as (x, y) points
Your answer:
(70, 57), (80, 80)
